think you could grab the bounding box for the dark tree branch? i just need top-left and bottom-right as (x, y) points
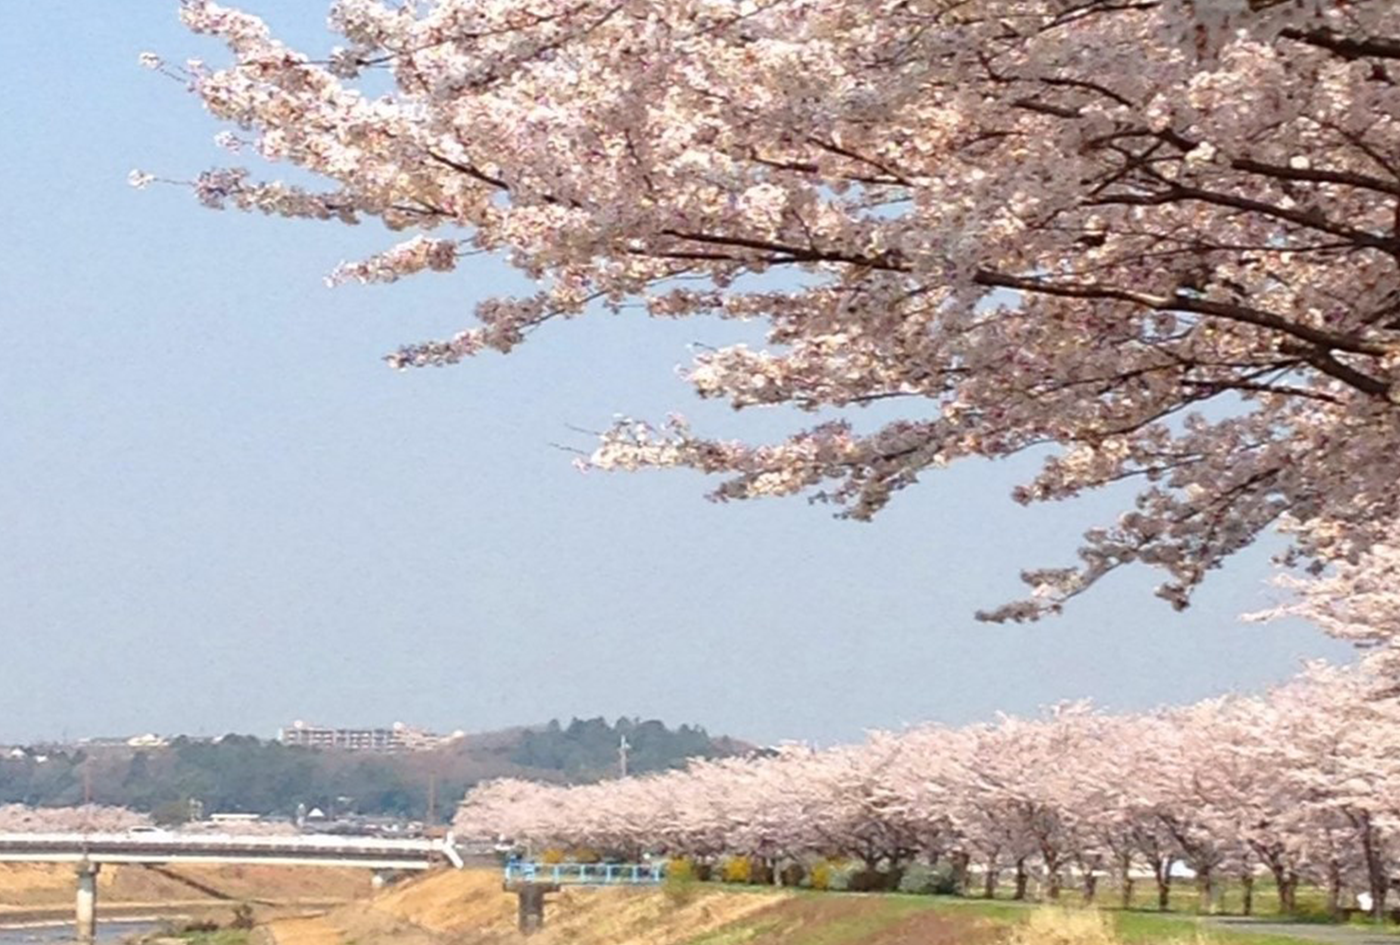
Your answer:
(1281, 27), (1400, 62)
(973, 269), (1392, 360)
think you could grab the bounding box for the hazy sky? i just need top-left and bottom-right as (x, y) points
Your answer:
(0, 4), (1351, 747)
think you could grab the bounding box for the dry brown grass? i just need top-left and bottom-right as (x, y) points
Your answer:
(0, 863), (368, 910)
(263, 915), (346, 945)
(1004, 908), (1121, 945)
(266, 868), (789, 945)
(1002, 907), (1228, 945)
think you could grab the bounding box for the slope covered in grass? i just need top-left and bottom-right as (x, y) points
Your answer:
(266, 870), (1330, 945)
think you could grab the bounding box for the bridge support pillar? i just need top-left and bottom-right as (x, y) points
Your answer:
(371, 870), (395, 891)
(509, 883), (558, 935)
(75, 861), (100, 944)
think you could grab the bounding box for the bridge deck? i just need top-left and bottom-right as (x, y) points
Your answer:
(0, 833), (460, 870)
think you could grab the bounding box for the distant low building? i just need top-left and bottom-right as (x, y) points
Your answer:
(278, 720), (464, 753)
(126, 733), (169, 748)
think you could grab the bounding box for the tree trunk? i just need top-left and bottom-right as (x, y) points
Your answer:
(1154, 861), (1172, 912)
(1241, 873), (1254, 917)
(885, 856), (906, 893)
(1196, 867), (1214, 915)
(1360, 817), (1389, 923)
(1326, 861), (1343, 920)
(1083, 873), (1099, 905)
(951, 851), (970, 897)
(1267, 863), (1296, 917)
(983, 859), (998, 899)
(1013, 858), (1029, 901)
(1119, 854), (1134, 910)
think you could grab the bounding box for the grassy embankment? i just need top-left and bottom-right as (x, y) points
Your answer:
(259, 868), (1338, 945)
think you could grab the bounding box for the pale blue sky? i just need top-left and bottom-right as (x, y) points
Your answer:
(0, 4), (1349, 747)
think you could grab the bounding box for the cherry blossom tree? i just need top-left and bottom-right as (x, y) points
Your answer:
(951, 710), (1099, 900)
(1143, 701), (1240, 914)
(1268, 664), (1400, 921)
(143, 0), (1400, 620)
(0, 804), (152, 833)
(798, 737), (931, 887)
(1190, 694), (1310, 916)
(1012, 704), (1115, 901)
(1072, 717), (1150, 908)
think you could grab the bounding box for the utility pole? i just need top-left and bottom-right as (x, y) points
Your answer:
(426, 772), (437, 825)
(618, 735), (630, 779)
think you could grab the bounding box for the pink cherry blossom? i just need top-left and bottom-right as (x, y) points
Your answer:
(144, 0), (1400, 620)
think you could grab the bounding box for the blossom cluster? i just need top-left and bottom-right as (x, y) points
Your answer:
(149, 0), (1400, 619)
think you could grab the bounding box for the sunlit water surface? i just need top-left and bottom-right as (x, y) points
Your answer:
(0, 921), (159, 945)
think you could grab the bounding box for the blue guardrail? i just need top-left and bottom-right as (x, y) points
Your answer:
(503, 861), (666, 885)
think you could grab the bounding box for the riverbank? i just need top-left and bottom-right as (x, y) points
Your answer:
(0, 864), (368, 908)
(0, 919), (161, 945)
(0, 863), (367, 938)
(0, 908), (198, 930)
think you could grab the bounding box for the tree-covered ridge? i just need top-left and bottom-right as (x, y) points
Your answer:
(0, 721), (740, 823)
(0, 737), (458, 822)
(510, 717), (747, 777)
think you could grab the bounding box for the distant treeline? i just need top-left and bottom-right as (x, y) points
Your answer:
(511, 717), (746, 777)
(0, 719), (742, 823)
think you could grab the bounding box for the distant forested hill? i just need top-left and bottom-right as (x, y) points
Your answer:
(510, 717), (747, 777)
(0, 720), (747, 823)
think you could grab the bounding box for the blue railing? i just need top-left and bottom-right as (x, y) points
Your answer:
(504, 861), (666, 885)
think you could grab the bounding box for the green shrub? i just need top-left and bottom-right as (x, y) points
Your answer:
(1291, 898), (1342, 924)
(827, 861), (857, 892)
(847, 867), (904, 892)
(899, 863), (960, 895)
(663, 861), (701, 907)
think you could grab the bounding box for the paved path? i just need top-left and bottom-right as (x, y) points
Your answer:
(1206, 916), (1399, 943)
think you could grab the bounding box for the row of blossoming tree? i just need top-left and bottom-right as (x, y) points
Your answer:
(455, 663), (1400, 920)
(0, 805), (151, 833)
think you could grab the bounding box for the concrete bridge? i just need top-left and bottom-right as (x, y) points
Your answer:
(0, 832), (465, 941)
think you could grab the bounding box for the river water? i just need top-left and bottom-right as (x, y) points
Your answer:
(0, 921), (159, 945)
